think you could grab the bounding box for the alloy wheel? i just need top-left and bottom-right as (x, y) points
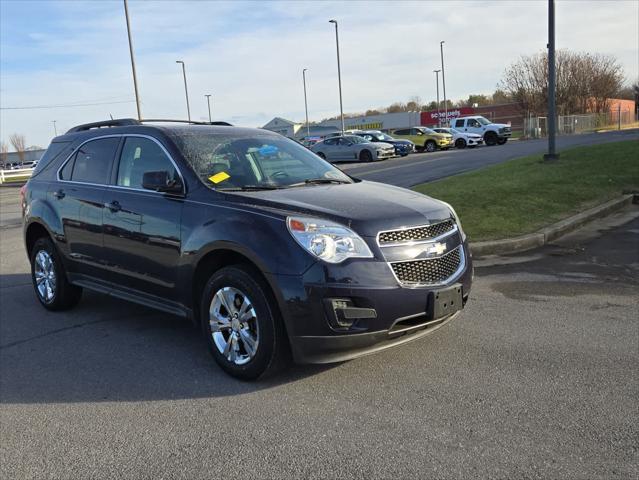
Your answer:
(209, 286), (259, 365)
(34, 250), (56, 303)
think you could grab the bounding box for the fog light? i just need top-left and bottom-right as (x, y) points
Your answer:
(323, 298), (377, 330)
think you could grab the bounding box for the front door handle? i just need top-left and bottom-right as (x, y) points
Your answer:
(104, 201), (121, 212)
(53, 189), (65, 199)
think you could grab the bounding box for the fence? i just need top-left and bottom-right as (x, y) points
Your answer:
(523, 110), (636, 138)
(0, 168), (34, 185)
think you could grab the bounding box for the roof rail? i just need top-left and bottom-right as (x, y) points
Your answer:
(140, 119), (233, 126)
(66, 118), (140, 133)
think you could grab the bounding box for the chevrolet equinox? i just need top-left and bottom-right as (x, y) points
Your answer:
(22, 119), (473, 379)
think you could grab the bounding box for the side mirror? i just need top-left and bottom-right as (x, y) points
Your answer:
(142, 170), (183, 194)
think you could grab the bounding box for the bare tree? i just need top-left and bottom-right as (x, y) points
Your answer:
(9, 134), (26, 163)
(500, 50), (624, 115)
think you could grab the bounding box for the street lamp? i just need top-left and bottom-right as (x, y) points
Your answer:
(328, 19), (345, 134)
(205, 94), (212, 123)
(440, 41), (448, 126)
(175, 60), (191, 122)
(544, 0), (559, 161)
(302, 69), (310, 138)
(433, 69), (441, 127)
(123, 0), (142, 120)
(52, 120), (58, 136)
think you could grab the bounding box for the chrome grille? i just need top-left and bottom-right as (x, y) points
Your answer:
(378, 219), (455, 245)
(390, 246), (462, 285)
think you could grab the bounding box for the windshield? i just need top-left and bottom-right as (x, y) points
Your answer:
(476, 116), (491, 125)
(373, 133), (394, 141)
(344, 136), (369, 144)
(172, 133), (353, 190)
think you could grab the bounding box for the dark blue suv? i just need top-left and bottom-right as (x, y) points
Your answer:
(22, 119), (472, 379)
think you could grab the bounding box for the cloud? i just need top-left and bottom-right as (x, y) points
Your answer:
(1, 0), (637, 148)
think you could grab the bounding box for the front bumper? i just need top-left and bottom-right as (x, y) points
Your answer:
(375, 150), (396, 160)
(273, 241), (473, 364)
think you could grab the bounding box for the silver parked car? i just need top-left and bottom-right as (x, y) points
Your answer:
(310, 135), (395, 163)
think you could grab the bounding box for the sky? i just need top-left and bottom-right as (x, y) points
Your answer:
(1, 0), (637, 150)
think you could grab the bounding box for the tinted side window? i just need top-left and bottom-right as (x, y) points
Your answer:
(324, 138), (337, 145)
(467, 119), (480, 127)
(70, 138), (119, 184)
(394, 129), (408, 135)
(455, 119), (465, 128)
(117, 137), (177, 189)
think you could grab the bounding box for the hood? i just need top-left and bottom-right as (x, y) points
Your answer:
(433, 132), (452, 139)
(466, 133), (482, 139)
(225, 181), (451, 237)
(369, 142), (395, 149)
(491, 123), (510, 129)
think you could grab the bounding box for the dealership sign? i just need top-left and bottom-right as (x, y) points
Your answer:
(420, 107), (475, 126)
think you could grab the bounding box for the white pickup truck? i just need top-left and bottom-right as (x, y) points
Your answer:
(452, 116), (512, 146)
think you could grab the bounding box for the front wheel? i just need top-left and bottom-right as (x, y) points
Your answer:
(30, 237), (82, 311)
(359, 149), (373, 162)
(424, 140), (437, 153)
(200, 265), (289, 380)
(484, 131), (498, 146)
(497, 138), (508, 145)
(455, 138), (467, 149)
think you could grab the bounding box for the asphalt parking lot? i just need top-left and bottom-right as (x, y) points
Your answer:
(1, 193), (637, 478)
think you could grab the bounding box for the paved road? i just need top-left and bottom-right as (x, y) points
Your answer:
(1, 204), (637, 479)
(339, 128), (639, 187)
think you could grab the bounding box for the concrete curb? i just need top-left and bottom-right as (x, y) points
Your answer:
(469, 194), (636, 257)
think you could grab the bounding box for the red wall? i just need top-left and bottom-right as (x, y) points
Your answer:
(420, 107), (475, 126)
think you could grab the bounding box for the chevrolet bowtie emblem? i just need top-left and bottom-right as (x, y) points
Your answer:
(426, 242), (447, 256)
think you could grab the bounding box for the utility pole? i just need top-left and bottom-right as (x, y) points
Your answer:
(302, 68), (310, 138)
(434, 69), (441, 127)
(329, 20), (345, 134)
(176, 60), (191, 122)
(440, 41), (448, 126)
(205, 94), (212, 122)
(52, 120), (58, 136)
(123, 0), (142, 120)
(544, 0), (558, 161)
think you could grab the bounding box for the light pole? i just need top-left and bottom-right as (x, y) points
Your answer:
(440, 41), (448, 126)
(329, 19), (345, 134)
(175, 60), (191, 122)
(433, 69), (441, 127)
(123, 0), (142, 120)
(544, 0), (558, 161)
(302, 68), (310, 138)
(52, 120), (58, 136)
(205, 94), (212, 122)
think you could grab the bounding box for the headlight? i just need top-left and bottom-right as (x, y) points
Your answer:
(439, 202), (466, 240)
(287, 216), (373, 263)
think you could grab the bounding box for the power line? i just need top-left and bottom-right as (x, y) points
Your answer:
(1, 100), (135, 111)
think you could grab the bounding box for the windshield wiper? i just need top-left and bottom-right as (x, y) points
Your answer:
(289, 178), (351, 187)
(217, 185), (283, 191)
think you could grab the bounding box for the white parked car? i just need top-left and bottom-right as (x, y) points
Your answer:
(432, 127), (483, 149)
(452, 116), (512, 146)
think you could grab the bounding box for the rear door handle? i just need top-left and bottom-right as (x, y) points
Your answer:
(53, 189), (65, 199)
(104, 201), (121, 212)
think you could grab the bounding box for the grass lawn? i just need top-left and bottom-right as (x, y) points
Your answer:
(413, 140), (639, 242)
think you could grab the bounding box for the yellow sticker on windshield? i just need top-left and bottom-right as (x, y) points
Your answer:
(209, 172), (230, 184)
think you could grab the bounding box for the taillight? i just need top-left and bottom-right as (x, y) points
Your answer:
(20, 184), (27, 217)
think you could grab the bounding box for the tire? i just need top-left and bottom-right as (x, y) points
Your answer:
(455, 138), (467, 149)
(316, 152), (326, 160)
(200, 265), (289, 380)
(424, 140), (437, 153)
(30, 237), (82, 311)
(359, 149), (373, 162)
(484, 131), (498, 146)
(497, 138), (508, 145)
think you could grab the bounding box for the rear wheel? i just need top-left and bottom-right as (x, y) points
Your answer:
(455, 138), (467, 149)
(484, 131), (498, 146)
(359, 149), (373, 162)
(424, 140), (437, 153)
(200, 265), (289, 380)
(497, 137), (508, 145)
(30, 237), (82, 311)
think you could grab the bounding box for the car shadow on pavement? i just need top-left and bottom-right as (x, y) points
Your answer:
(0, 274), (339, 404)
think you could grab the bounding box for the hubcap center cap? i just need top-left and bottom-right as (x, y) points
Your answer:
(231, 317), (241, 331)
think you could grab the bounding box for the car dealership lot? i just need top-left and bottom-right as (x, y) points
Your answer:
(1, 202), (637, 478)
(340, 128), (639, 188)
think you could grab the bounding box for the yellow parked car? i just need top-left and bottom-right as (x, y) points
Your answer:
(391, 127), (453, 152)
